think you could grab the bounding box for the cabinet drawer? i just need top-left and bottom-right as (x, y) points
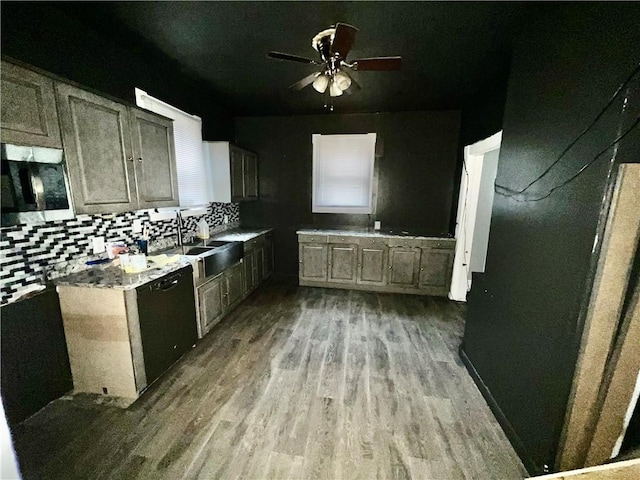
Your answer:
(327, 235), (361, 245)
(358, 236), (389, 247)
(387, 238), (421, 248)
(298, 234), (328, 244)
(419, 239), (456, 249)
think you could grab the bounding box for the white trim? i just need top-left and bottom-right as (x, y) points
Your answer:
(449, 131), (502, 302)
(134, 88), (201, 121)
(311, 133), (376, 214)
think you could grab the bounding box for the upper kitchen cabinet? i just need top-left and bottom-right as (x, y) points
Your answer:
(56, 82), (179, 214)
(1, 60), (62, 148)
(129, 108), (179, 209)
(203, 141), (258, 202)
(56, 82), (137, 214)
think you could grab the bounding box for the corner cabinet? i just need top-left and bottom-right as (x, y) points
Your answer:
(1, 60), (62, 148)
(298, 232), (455, 297)
(203, 141), (258, 203)
(56, 83), (179, 214)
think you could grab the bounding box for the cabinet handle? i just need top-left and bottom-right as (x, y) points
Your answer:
(421, 268), (424, 271)
(127, 157), (134, 162)
(310, 237), (314, 241)
(137, 157), (143, 163)
(389, 266), (392, 269)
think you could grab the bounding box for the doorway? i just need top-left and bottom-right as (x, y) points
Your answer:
(450, 131), (502, 302)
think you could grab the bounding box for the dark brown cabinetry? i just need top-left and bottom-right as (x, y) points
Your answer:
(298, 232), (455, 296)
(230, 146), (258, 201)
(0, 60), (62, 148)
(56, 82), (179, 214)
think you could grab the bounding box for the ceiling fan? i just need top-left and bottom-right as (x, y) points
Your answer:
(267, 23), (401, 109)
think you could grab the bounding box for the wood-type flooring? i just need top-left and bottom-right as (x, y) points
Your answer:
(10, 279), (527, 479)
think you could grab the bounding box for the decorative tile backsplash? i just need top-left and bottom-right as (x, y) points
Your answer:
(0, 202), (239, 305)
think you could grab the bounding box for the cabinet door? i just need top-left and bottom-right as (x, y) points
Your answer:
(243, 151), (259, 200)
(357, 245), (388, 286)
(230, 147), (245, 201)
(56, 82), (136, 214)
(419, 247), (455, 291)
(388, 247), (421, 288)
(264, 233), (274, 278)
(130, 108), (179, 209)
(1, 61), (62, 148)
(198, 275), (224, 335)
(328, 243), (358, 284)
(254, 246), (264, 283)
(223, 262), (244, 308)
(244, 251), (255, 294)
(299, 243), (328, 282)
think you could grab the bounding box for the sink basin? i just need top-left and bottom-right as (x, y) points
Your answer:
(181, 241), (244, 278)
(183, 240), (230, 248)
(184, 246), (215, 255)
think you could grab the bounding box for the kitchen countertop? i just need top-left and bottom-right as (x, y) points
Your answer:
(296, 227), (453, 240)
(54, 258), (193, 290)
(54, 228), (273, 290)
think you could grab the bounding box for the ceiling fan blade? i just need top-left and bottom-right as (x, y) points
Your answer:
(289, 72), (320, 91)
(267, 51), (319, 64)
(330, 23), (358, 59)
(352, 56), (402, 71)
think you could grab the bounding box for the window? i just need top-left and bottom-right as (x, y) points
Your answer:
(312, 133), (377, 214)
(135, 88), (209, 207)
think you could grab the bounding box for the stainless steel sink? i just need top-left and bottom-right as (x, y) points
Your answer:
(181, 240), (243, 279)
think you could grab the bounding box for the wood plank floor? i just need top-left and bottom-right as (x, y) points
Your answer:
(10, 278), (527, 479)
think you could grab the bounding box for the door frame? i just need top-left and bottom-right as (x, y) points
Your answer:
(557, 164), (640, 470)
(449, 131), (502, 301)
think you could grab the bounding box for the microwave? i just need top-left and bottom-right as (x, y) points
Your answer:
(1, 144), (75, 226)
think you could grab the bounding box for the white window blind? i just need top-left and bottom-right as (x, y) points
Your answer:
(312, 133), (376, 214)
(135, 88), (209, 207)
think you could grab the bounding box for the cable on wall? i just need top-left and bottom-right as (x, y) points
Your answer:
(494, 116), (640, 202)
(495, 62), (640, 198)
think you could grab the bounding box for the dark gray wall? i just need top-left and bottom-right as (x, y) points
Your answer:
(1, 2), (234, 140)
(235, 111), (460, 276)
(462, 3), (640, 474)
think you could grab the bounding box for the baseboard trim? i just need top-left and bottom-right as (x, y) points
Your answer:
(459, 343), (541, 476)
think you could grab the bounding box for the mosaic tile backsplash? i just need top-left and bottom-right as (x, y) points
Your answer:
(0, 202), (239, 305)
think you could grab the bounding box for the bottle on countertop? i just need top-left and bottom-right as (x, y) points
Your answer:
(197, 218), (210, 240)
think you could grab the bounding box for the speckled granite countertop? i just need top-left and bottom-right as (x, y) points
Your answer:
(296, 228), (453, 240)
(53, 228), (273, 290)
(54, 258), (193, 290)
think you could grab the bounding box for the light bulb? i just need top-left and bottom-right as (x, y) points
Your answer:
(312, 74), (329, 93)
(334, 70), (352, 91)
(329, 79), (343, 97)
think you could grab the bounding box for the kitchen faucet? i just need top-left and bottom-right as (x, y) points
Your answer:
(176, 210), (185, 254)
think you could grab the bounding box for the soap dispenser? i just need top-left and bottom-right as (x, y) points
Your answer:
(197, 218), (210, 240)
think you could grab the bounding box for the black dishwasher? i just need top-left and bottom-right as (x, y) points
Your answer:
(137, 265), (198, 386)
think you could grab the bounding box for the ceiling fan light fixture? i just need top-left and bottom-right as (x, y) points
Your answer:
(329, 79), (343, 97)
(312, 74), (330, 93)
(334, 70), (352, 91)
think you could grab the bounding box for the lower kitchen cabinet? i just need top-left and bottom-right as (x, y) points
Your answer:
(388, 247), (421, 288)
(298, 231), (455, 296)
(419, 246), (455, 294)
(56, 265), (197, 403)
(223, 262), (244, 308)
(357, 244), (388, 286)
(198, 274), (224, 336)
(299, 243), (328, 282)
(243, 250), (255, 294)
(328, 243), (358, 284)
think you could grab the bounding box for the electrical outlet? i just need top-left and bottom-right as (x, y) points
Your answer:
(91, 236), (105, 254)
(223, 214), (229, 224)
(374, 221), (381, 230)
(132, 219), (142, 233)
